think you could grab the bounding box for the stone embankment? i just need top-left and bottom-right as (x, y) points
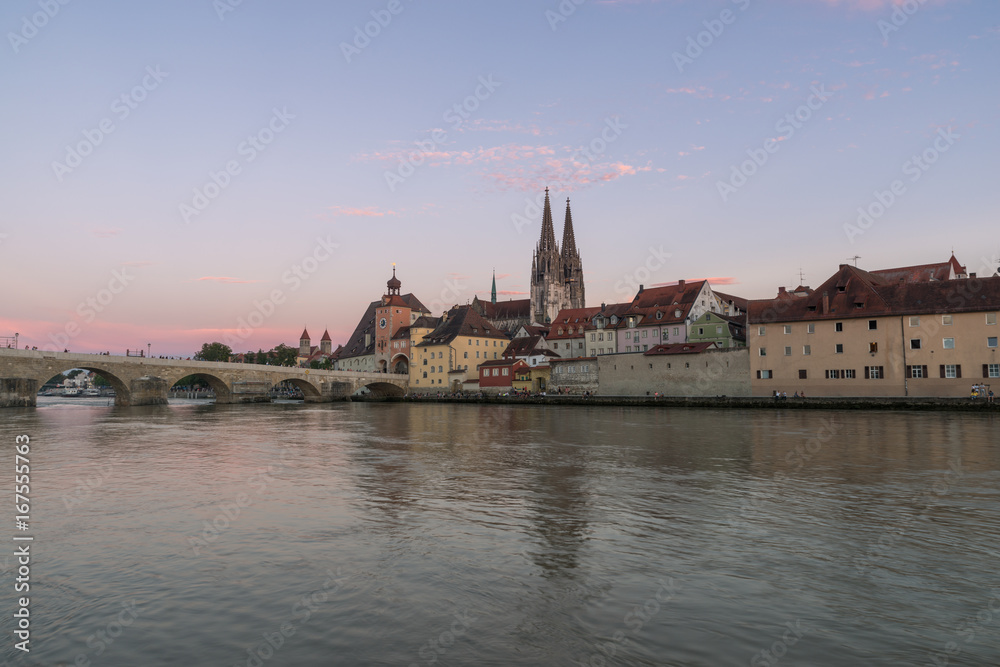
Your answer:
(359, 394), (999, 412)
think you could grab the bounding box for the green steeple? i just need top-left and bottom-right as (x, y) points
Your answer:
(491, 269), (497, 304)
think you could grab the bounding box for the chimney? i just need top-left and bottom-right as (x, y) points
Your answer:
(778, 286), (786, 295)
(601, 302), (606, 310)
(970, 273), (977, 279)
(678, 280), (686, 288)
(638, 285), (644, 293)
(822, 291), (829, 314)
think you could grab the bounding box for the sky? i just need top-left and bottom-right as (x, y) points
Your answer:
(1, 0), (998, 356)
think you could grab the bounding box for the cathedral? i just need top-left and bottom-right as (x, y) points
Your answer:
(530, 189), (585, 324)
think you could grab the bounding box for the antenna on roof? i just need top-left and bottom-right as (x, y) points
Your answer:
(798, 267), (806, 285)
(847, 255), (861, 267)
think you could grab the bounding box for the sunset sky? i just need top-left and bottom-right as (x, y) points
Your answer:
(2, 0), (998, 355)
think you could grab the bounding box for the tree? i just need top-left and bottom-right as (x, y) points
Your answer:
(194, 342), (233, 363)
(93, 374), (111, 387)
(319, 358), (333, 371)
(271, 344), (297, 367)
(255, 349), (268, 365)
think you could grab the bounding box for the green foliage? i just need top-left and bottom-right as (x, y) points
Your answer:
(194, 342), (233, 363)
(272, 344), (297, 367)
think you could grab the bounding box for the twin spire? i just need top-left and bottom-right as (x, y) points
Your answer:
(537, 187), (579, 259)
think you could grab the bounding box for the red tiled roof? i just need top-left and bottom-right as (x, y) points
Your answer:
(632, 280), (706, 309)
(749, 264), (1000, 323)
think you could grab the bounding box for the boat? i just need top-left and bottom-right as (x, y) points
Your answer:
(84, 388), (101, 397)
(63, 387), (81, 397)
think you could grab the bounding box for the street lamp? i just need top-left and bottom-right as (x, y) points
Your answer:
(14, 333), (18, 349)
(147, 343), (151, 358)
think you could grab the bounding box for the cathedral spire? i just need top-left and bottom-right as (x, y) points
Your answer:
(538, 188), (558, 254)
(561, 197), (578, 260)
(491, 269), (497, 304)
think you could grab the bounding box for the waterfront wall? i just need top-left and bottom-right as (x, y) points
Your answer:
(597, 348), (751, 397)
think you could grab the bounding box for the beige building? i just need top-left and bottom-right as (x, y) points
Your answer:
(410, 306), (510, 392)
(748, 261), (1000, 397)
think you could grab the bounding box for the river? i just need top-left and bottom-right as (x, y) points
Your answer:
(1, 399), (998, 666)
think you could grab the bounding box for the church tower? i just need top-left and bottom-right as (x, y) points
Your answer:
(299, 328), (311, 357)
(561, 198), (585, 310)
(530, 189), (585, 324)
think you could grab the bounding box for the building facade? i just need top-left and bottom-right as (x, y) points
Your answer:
(748, 262), (1000, 397)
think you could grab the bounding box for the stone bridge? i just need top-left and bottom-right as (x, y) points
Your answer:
(0, 348), (407, 408)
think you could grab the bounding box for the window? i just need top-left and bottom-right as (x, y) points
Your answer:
(835, 322), (843, 332)
(673, 328), (679, 336)
(869, 342), (878, 353)
(803, 345), (811, 355)
(868, 320), (878, 330)
(699, 328), (704, 335)
(759, 348), (767, 357)
(642, 330), (648, 338)
(476, 340), (480, 346)
(798, 370), (807, 379)
(910, 339), (921, 350)
(865, 366), (884, 379)
(626, 346), (632, 352)
(757, 370), (772, 379)
(784, 325), (792, 334)
(599, 333), (605, 341)
(988, 337), (998, 348)
(422, 372), (427, 378)
(502, 368), (508, 376)
(464, 352), (468, 358)
(988, 313), (998, 325)
(649, 331), (655, 338)
(844, 369), (856, 379)
(825, 369), (840, 379)
(988, 364), (1000, 378)
(907, 365), (928, 378)
(423, 359), (427, 366)
(784, 346), (792, 356)
(909, 316), (920, 327)
(608, 333), (614, 340)
(758, 326), (766, 335)
(942, 315), (953, 326)
(438, 366), (443, 373)
(942, 364), (959, 379)
(590, 333), (595, 341)
(626, 332), (631, 339)
(943, 338), (955, 350)
(807, 324), (815, 334)
(476, 351), (480, 358)
(835, 344), (844, 354)
(716, 326), (723, 334)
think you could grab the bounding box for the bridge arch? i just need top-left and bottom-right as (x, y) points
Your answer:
(272, 377), (322, 401)
(363, 381), (406, 398)
(165, 372), (232, 403)
(38, 365), (131, 404)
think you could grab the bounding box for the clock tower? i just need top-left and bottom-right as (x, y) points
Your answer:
(374, 265), (412, 373)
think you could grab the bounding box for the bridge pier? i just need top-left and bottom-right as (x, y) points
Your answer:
(125, 377), (170, 407)
(305, 381), (354, 403)
(227, 381), (272, 404)
(0, 379), (38, 408)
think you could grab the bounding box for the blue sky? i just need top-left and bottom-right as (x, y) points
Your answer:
(1, 0), (998, 354)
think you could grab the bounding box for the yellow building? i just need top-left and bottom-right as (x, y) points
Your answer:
(513, 364), (551, 393)
(410, 306), (511, 392)
(748, 262), (1000, 397)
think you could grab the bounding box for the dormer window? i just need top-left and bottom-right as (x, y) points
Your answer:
(610, 316), (618, 325)
(674, 309), (682, 318)
(838, 286), (846, 293)
(656, 311), (663, 320)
